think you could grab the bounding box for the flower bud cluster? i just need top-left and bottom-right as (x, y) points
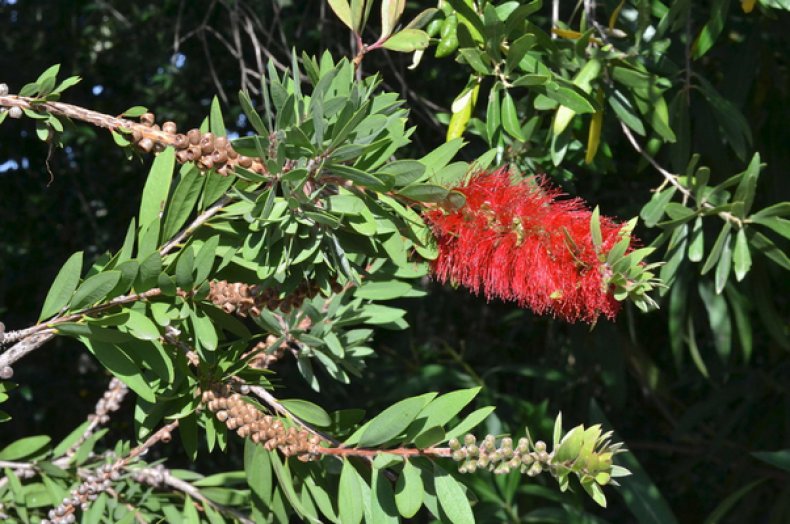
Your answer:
(127, 112), (267, 177)
(201, 384), (321, 459)
(43, 463), (119, 524)
(88, 377), (128, 424)
(449, 434), (553, 477)
(208, 279), (333, 317)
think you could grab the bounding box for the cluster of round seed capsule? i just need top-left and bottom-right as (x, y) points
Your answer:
(449, 434), (553, 477)
(88, 377), (128, 425)
(130, 464), (168, 488)
(128, 112), (265, 177)
(201, 384), (321, 458)
(42, 463), (119, 524)
(246, 334), (289, 369)
(0, 84), (23, 119)
(208, 279), (337, 316)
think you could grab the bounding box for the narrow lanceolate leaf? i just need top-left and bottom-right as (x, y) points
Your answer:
(209, 96), (226, 135)
(733, 228), (752, 281)
(138, 147), (176, 236)
(339, 460), (364, 524)
(39, 251), (84, 321)
(70, 271), (122, 310)
(358, 394), (434, 447)
(701, 223), (732, 275)
(381, 29), (430, 52)
(328, 0), (354, 30)
(381, 0), (406, 38)
(434, 464), (474, 524)
(0, 435), (51, 461)
(395, 460), (424, 518)
(585, 91), (604, 164)
(501, 91), (525, 141)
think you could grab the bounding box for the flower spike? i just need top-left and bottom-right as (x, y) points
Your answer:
(424, 168), (632, 323)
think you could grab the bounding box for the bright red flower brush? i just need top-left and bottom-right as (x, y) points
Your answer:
(423, 168), (628, 324)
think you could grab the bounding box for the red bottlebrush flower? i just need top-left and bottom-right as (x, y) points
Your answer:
(423, 168), (626, 323)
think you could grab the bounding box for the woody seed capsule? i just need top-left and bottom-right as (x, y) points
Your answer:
(162, 121), (177, 134)
(137, 138), (154, 153)
(140, 113), (155, 126)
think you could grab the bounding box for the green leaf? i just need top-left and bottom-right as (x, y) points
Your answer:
(734, 153), (761, 215)
(506, 33), (537, 72)
(328, 163), (389, 192)
(139, 147), (176, 240)
(698, 280), (732, 363)
(339, 459), (364, 524)
(123, 310), (161, 341)
(0, 435), (51, 460)
(701, 223), (732, 275)
(279, 399), (332, 427)
(692, 0), (731, 59)
(244, 438), (273, 504)
(398, 184), (450, 203)
(122, 106), (148, 118)
(555, 425), (584, 462)
(382, 29), (431, 52)
(501, 91), (525, 140)
(715, 234), (733, 294)
(543, 81), (596, 113)
(209, 96), (226, 135)
(408, 387), (481, 440)
(39, 251), (83, 321)
(582, 480), (608, 507)
(175, 245), (195, 290)
(71, 271), (122, 310)
(194, 235), (219, 285)
(35, 64), (60, 95)
(752, 450), (790, 472)
(328, 0), (354, 30)
(553, 412), (563, 449)
(358, 394), (435, 447)
(732, 228), (752, 281)
(381, 0), (406, 38)
(371, 468), (400, 523)
(751, 216), (790, 240)
(395, 460), (424, 518)
(748, 230), (790, 270)
(458, 48), (490, 75)
(640, 188), (676, 228)
(355, 281), (413, 300)
(486, 85), (501, 145)
(688, 217), (705, 262)
(445, 406), (495, 441)
(135, 251), (163, 292)
(85, 340), (156, 402)
(419, 138), (466, 173)
(751, 202), (790, 219)
(434, 464), (474, 524)
(162, 166), (204, 240)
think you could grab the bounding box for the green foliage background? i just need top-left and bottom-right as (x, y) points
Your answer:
(1, 0), (789, 522)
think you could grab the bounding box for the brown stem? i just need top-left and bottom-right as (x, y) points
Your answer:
(316, 446), (452, 458)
